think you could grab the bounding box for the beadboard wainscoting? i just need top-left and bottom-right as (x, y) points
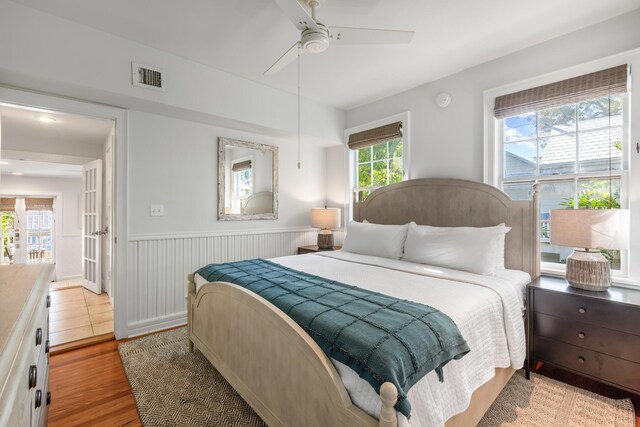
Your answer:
(126, 228), (346, 336)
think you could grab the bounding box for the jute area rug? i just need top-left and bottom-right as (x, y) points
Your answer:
(119, 328), (635, 427)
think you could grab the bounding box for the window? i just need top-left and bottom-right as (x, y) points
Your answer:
(1, 211), (15, 265)
(349, 120), (405, 202)
(27, 210), (54, 263)
(493, 65), (629, 272)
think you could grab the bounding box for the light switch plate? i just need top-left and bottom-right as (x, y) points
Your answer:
(150, 204), (164, 217)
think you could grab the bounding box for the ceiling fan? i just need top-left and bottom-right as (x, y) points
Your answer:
(265, 0), (415, 75)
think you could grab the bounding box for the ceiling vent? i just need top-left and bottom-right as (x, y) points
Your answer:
(131, 62), (165, 91)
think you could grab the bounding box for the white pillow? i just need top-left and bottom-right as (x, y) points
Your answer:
(401, 222), (511, 275)
(342, 221), (409, 259)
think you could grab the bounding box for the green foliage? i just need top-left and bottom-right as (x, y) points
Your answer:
(356, 139), (403, 196)
(613, 140), (622, 151)
(560, 180), (620, 209)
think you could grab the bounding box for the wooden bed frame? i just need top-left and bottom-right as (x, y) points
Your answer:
(188, 178), (541, 427)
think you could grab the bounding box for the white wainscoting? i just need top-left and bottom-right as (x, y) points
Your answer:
(126, 227), (346, 337)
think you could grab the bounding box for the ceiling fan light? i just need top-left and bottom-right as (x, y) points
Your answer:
(302, 26), (329, 54)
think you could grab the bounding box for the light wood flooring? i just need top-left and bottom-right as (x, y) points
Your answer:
(48, 335), (640, 427)
(49, 286), (114, 346)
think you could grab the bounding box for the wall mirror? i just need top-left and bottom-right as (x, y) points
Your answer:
(218, 137), (278, 220)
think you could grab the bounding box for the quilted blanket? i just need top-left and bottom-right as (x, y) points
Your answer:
(195, 259), (470, 418)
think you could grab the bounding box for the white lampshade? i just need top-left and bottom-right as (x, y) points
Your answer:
(550, 209), (630, 250)
(311, 207), (341, 230)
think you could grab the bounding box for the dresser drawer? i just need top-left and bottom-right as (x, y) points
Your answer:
(534, 312), (640, 363)
(534, 336), (640, 393)
(534, 290), (640, 335)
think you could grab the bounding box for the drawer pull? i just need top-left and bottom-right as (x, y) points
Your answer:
(46, 295), (51, 309)
(578, 332), (586, 339)
(578, 307), (586, 314)
(35, 390), (42, 408)
(35, 328), (43, 346)
(47, 392), (51, 406)
(45, 340), (50, 354)
(577, 356), (585, 364)
(28, 365), (37, 389)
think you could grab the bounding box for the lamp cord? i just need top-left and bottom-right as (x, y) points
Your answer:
(608, 93), (612, 207)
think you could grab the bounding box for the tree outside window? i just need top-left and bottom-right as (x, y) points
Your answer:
(354, 138), (403, 201)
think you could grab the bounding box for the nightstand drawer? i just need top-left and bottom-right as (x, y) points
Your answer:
(534, 290), (640, 335)
(534, 313), (640, 363)
(534, 336), (640, 393)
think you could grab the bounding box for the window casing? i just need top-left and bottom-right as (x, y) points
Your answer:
(499, 94), (628, 272)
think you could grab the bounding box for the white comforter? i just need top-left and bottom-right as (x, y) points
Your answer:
(194, 251), (529, 427)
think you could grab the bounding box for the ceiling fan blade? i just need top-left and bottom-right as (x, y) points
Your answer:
(264, 42), (303, 75)
(273, 0), (319, 31)
(329, 26), (414, 45)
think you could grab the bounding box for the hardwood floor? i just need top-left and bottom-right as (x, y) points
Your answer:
(48, 340), (141, 426)
(49, 339), (639, 426)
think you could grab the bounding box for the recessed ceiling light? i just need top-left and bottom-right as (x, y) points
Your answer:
(12, 172), (23, 175)
(0, 161), (10, 165)
(35, 116), (56, 123)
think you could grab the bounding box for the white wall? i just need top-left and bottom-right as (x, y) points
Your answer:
(337, 9), (640, 284)
(128, 111), (326, 236)
(0, 175), (83, 281)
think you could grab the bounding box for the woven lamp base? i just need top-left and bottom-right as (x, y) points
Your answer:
(565, 249), (611, 292)
(317, 230), (334, 249)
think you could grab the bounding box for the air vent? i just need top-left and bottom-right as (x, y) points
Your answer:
(131, 62), (165, 91)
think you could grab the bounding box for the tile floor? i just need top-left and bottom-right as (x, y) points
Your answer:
(49, 286), (114, 346)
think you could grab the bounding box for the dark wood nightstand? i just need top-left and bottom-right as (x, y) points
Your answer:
(527, 276), (640, 395)
(297, 245), (342, 254)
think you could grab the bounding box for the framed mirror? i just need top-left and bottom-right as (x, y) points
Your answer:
(218, 137), (278, 221)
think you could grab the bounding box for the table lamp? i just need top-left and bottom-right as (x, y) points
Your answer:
(311, 207), (341, 249)
(550, 209), (629, 291)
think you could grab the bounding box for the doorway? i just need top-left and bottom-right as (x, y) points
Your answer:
(0, 102), (117, 347)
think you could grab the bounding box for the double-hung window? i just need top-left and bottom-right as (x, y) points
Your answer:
(349, 121), (405, 202)
(25, 197), (55, 264)
(494, 65), (629, 272)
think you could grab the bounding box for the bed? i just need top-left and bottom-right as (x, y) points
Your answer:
(187, 178), (541, 427)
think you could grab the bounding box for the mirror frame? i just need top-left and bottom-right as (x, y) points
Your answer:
(217, 137), (279, 221)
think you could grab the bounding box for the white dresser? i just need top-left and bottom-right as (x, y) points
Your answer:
(0, 264), (54, 427)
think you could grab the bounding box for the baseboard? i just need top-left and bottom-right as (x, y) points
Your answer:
(127, 311), (187, 338)
(60, 275), (83, 281)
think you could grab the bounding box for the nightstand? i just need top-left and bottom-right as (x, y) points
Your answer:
(527, 276), (640, 395)
(297, 245), (342, 255)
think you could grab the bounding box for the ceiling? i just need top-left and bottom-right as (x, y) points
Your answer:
(0, 104), (112, 178)
(10, 0), (640, 109)
(0, 104), (113, 147)
(1, 160), (82, 178)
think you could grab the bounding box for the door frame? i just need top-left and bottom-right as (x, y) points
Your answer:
(0, 86), (129, 339)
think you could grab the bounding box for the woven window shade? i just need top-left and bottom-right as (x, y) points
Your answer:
(0, 197), (16, 211)
(347, 121), (403, 150)
(494, 64), (629, 119)
(231, 160), (252, 172)
(25, 197), (54, 211)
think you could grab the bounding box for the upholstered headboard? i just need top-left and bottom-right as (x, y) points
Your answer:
(353, 178), (540, 279)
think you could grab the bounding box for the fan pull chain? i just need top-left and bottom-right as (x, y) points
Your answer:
(297, 42), (301, 169)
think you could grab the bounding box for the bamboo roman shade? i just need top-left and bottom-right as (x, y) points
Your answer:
(0, 197), (16, 211)
(25, 197), (54, 211)
(231, 160), (252, 172)
(347, 121), (403, 150)
(494, 64), (629, 119)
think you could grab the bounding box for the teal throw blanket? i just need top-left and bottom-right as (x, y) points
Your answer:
(195, 259), (470, 418)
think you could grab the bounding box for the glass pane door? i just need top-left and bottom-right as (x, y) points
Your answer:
(27, 210), (54, 263)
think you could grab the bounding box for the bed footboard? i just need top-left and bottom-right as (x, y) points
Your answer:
(188, 275), (398, 427)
